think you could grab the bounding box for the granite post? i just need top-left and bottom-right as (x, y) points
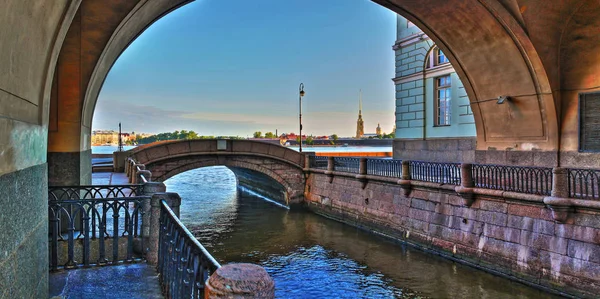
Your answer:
(147, 192), (182, 265)
(205, 263), (275, 299)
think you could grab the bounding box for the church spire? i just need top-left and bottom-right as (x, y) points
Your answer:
(359, 89), (362, 116)
(356, 89), (364, 139)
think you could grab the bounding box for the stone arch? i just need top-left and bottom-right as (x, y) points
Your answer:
(81, 0), (193, 133)
(378, 0), (558, 152)
(129, 140), (306, 204)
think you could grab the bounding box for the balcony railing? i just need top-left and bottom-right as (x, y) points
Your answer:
(158, 199), (221, 298)
(333, 157), (360, 174)
(568, 168), (600, 200)
(366, 159), (402, 178)
(409, 161), (461, 185)
(48, 196), (148, 271)
(472, 164), (552, 196)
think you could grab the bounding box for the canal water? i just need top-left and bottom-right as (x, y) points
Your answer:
(165, 167), (560, 299)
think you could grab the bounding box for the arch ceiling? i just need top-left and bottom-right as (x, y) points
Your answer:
(45, 0), (600, 156)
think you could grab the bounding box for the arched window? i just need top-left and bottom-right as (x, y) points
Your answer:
(425, 46), (450, 69)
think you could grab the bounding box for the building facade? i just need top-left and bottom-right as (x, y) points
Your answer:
(392, 16), (476, 162)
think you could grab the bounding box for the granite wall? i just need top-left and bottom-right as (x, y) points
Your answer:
(305, 172), (600, 298)
(393, 138), (476, 163)
(0, 165), (49, 298)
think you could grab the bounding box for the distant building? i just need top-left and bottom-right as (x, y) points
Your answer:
(392, 16), (476, 161)
(376, 123), (382, 136)
(356, 90), (364, 139)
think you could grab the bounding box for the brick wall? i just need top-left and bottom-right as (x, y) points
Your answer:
(305, 172), (600, 298)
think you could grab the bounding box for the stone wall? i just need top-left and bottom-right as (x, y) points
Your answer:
(305, 172), (600, 298)
(0, 165), (49, 298)
(393, 138), (476, 162)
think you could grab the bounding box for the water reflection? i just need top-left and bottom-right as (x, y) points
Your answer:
(165, 167), (560, 299)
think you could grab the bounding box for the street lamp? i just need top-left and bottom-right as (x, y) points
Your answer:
(299, 83), (305, 152)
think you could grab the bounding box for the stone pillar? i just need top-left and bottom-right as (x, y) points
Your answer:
(130, 164), (144, 183)
(456, 163), (475, 206)
(401, 160), (410, 180)
(359, 157), (367, 175)
(113, 151), (129, 172)
(543, 167), (572, 223)
(327, 156), (335, 172)
(399, 160), (411, 196)
(147, 192), (182, 265)
(551, 167), (569, 198)
(460, 163), (474, 188)
(135, 170), (152, 184)
(141, 182), (166, 244)
(205, 263), (275, 299)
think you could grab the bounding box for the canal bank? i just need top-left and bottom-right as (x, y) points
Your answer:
(304, 171), (593, 298)
(165, 167), (560, 298)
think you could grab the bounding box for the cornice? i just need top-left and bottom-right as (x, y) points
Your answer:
(392, 32), (430, 50)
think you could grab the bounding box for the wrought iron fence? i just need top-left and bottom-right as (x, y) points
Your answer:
(158, 200), (221, 299)
(409, 161), (461, 185)
(310, 156), (329, 170)
(568, 168), (600, 200)
(367, 159), (402, 178)
(48, 196), (148, 271)
(333, 157), (360, 174)
(48, 184), (143, 201)
(472, 164), (552, 195)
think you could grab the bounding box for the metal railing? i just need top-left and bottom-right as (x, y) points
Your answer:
(48, 185), (143, 200)
(568, 168), (600, 200)
(333, 157), (360, 174)
(409, 161), (461, 185)
(472, 164), (552, 195)
(158, 200), (221, 298)
(309, 156), (329, 170)
(48, 196), (148, 271)
(367, 159), (402, 178)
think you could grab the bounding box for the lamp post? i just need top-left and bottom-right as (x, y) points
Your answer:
(299, 83), (305, 152)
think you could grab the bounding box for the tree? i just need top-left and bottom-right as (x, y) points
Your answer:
(253, 131), (263, 138)
(331, 134), (339, 142)
(264, 132), (275, 138)
(306, 135), (314, 145)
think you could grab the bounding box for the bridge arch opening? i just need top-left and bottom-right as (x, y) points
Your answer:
(159, 162), (290, 207)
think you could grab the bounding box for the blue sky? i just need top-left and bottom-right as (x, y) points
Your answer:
(93, 0), (398, 137)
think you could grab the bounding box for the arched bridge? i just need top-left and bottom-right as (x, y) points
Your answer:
(128, 139), (306, 204)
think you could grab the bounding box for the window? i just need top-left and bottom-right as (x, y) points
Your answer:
(425, 46), (450, 69)
(436, 48), (449, 65)
(435, 75), (451, 126)
(580, 92), (600, 152)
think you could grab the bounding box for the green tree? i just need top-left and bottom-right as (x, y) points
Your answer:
(331, 134), (339, 142)
(306, 135), (314, 145)
(264, 132), (275, 138)
(253, 131), (263, 138)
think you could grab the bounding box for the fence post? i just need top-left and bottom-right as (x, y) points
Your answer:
(147, 192), (182, 265)
(135, 170), (152, 184)
(543, 167), (572, 223)
(131, 164), (145, 183)
(456, 163), (475, 207)
(357, 158), (368, 188)
(327, 156), (335, 172)
(326, 156), (335, 183)
(399, 160), (411, 196)
(141, 182), (166, 257)
(205, 263), (275, 298)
